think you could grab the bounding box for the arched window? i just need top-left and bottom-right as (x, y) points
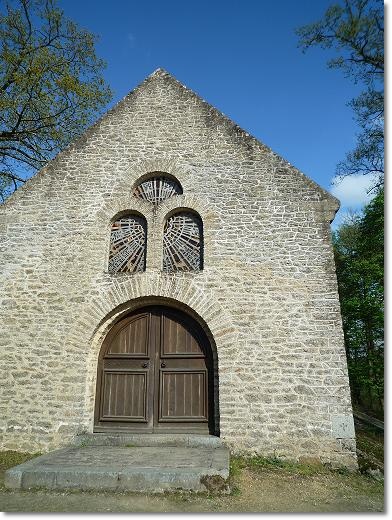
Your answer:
(163, 211), (203, 272)
(108, 215), (146, 273)
(133, 174), (182, 204)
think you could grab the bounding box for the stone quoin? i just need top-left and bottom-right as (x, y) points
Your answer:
(0, 69), (356, 468)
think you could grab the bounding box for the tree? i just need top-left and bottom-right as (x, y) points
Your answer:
(333, 189), (384, 415)
(0, 0), (112, 201)
(297, 0), (384, 190)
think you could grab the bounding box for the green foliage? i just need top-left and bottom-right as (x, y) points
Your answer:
(297, 0), (384, 188)
(333, 189), (384, 414)
(298, 3), (384, 410)
(0, 0), (112, 201)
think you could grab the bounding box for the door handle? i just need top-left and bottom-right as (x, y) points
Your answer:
(161, 362), (166, 368)
(142, 362), (148, 368)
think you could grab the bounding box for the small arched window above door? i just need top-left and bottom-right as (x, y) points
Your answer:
(163, 211), (203, 272)
(108, 214), (146, 273)
(133, 174), (183, 204)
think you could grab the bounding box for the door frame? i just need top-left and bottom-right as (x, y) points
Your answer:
(93, 299), (220, 435)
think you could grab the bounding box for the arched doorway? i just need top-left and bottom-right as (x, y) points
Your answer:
(94, 305), (216, 434)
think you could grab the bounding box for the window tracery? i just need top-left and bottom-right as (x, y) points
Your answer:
(108, 176), (203, 275)
(133, 175), (182, 204)
(108, 215), (146, 273)
(163, 212), (203, 272)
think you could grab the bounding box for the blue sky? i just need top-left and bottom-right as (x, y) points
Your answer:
(58, 0), (379, 226)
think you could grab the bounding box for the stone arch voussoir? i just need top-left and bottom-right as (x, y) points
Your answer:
(155, 195), (218, 268)
(67, 274), (237, 433)
(96, 196), (154, 226)
(155, 194), (214, 225)
(85, 275), (235, 347)
(128, 156), (194, 192)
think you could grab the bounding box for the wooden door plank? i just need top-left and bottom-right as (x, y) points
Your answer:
(95, 306), (214, 434)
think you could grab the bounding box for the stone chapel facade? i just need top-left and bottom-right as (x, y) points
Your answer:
(0, 69), (356, 467)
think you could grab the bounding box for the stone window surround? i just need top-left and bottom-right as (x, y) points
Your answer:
(162, 210), (203, 272)
(103, 195), (212, 274)
(108, 213), (147, 273)
(132, 172), (184, 203)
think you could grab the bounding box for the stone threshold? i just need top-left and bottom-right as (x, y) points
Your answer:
(73, 432), (224, 448)
(5, 437), (230, 494)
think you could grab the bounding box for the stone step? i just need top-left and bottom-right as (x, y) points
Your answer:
(73, 433), (224, 449)
(5, 445), (230, 494)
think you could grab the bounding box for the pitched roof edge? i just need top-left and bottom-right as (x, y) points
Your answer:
(151, 69), (339, 209)
(1, 67), (339, 216)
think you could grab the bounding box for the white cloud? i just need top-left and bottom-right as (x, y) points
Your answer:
(330, 174), (379, 208)
(329, 173), (380, 230)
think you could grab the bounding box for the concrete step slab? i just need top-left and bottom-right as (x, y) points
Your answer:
(5, 445), (230, 494)
(73, 433), (224, 449)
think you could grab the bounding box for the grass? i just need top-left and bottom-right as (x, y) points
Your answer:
(228, 454), (329, 496)
(228, 453), (383, 503)
(230, 455), (327, 478)
(0, 450), (41, 491)
(0, 450), (41, 472)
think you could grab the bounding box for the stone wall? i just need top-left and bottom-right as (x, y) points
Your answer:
(0, 69), (356, 467)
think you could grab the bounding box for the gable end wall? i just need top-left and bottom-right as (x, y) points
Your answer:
(0, 71), (356, 468)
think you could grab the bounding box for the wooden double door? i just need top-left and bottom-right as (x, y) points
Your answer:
(94, 306), (213, 433)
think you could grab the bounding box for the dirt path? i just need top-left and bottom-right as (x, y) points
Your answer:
(0, 467), (383, 513)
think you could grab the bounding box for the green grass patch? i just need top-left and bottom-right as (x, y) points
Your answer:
(0, 450), (41, 471)
(229, 456), (245, 478)
(230, 455), (327, 477)
(229, 485), (241, 496)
